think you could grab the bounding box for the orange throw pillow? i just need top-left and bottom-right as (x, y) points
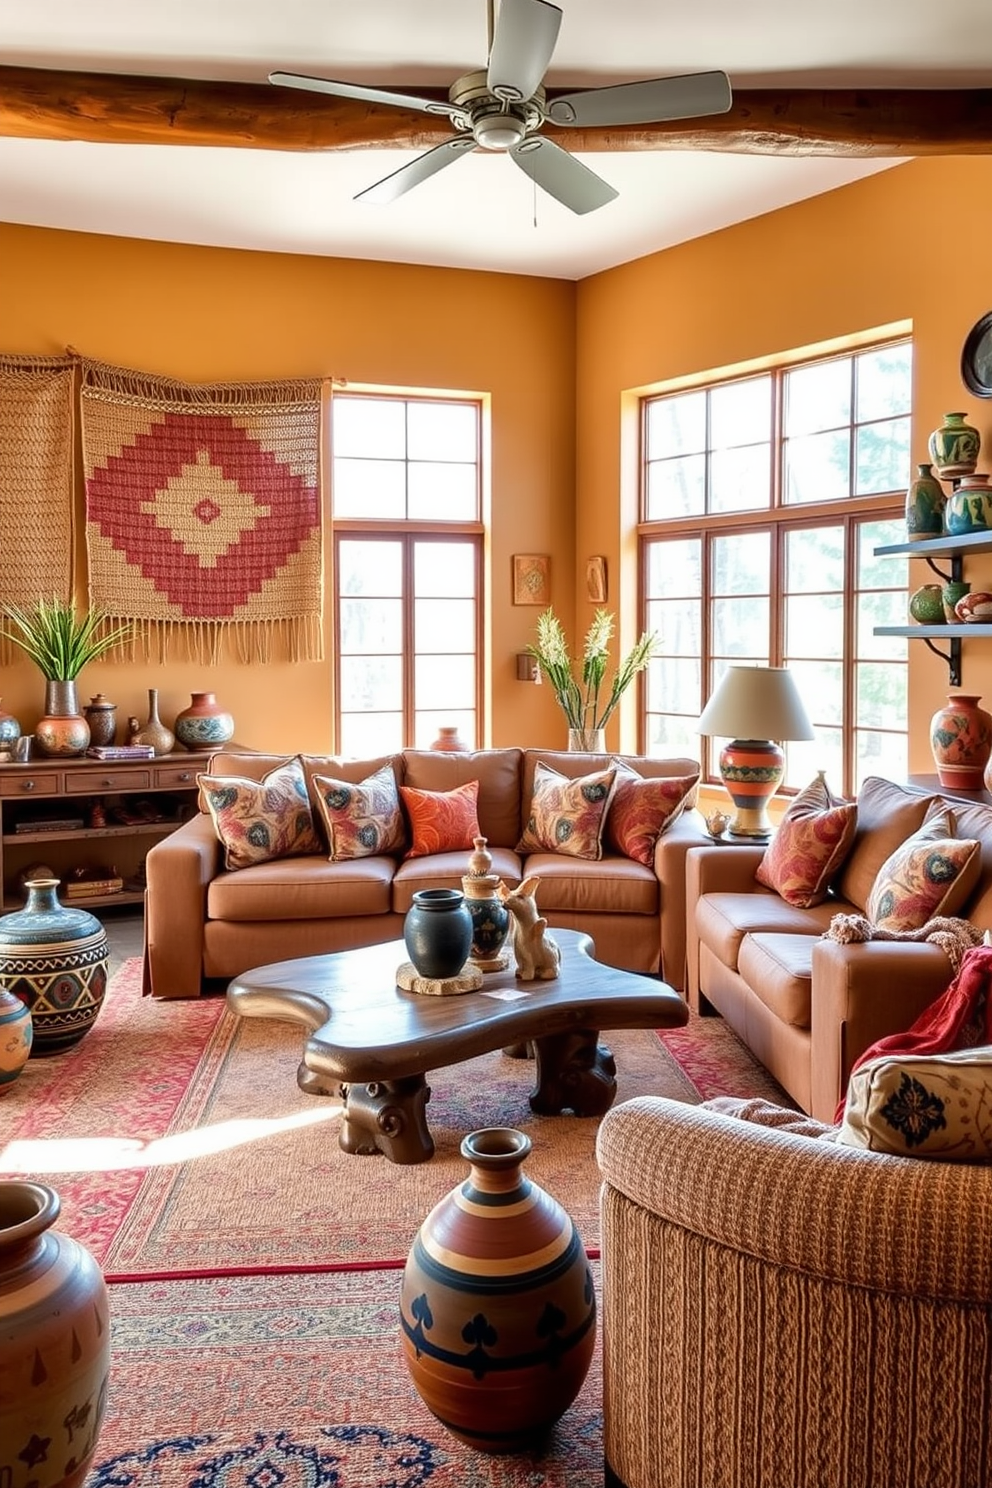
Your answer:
(755, 774), (857, 908)
(606, 763), (700, 866)
(400, 779), (481, 860)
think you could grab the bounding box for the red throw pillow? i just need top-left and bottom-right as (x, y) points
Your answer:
(755, 774), (857, 908)
(400, 779), (481, 860)
(606, 763), (700, 866)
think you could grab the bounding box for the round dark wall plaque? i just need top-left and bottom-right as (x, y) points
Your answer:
(961, 310), (992, 398)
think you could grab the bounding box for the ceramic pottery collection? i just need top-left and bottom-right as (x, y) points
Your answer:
(904, 462), (945, 539)
(174, 691), (235, 750)
(929, 693), (992, 791)
(83, 694), (117, 747)
(34, 681), (89, 759)
(928, 412), (981, 481)
(0, 880), (109, 1054)
(400, 1127), (596, 1453)
(0, 1181), (110, 1488)
(945, 472), (992, 536)
(403, 888), (473, 980)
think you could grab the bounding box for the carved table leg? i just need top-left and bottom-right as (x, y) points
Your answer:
(530, 1028), (617, 1117)
(296, 1060), (341, 1098)
(338, 1075), (435, 1163)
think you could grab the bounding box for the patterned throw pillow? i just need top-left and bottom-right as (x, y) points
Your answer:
(865, 806), (981, 931)
(400, 779), (481, 860)
(198, 756), (322, 870)
(606, 762), (700, 866)
(755, 773), (858, 908)
(311, 763), (406, 861)
(517, 760), (618, 860)
(837, 1048), (992, 1159)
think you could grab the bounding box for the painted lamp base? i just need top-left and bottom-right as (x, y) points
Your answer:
(719, 738), (785, 838)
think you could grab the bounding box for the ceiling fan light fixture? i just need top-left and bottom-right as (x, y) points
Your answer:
(472, 111), (527, 150)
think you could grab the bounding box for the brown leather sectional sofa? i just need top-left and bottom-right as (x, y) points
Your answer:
(142, 746), (707, 1000)
(686, 775), (992, 1122)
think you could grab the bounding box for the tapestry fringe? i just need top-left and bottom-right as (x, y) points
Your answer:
(97, 616), (324, 667)
(77, 354), (322, 410)
(0, 352), (77, 374)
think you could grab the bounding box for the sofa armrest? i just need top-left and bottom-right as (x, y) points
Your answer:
(685, 842), (766, 1006)
(809, 938), (955, 1122)
(142, 813), (221, 998)
(652, 812), (712, 991)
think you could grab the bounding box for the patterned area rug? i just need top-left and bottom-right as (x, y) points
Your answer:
(0, 959), (789, 1278)
(89, 1266), (605, 1487)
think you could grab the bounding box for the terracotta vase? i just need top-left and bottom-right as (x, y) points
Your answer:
(567, 727), (606, 752)
(34, 681), (90, 759)
(928, 411), (981, 480)
(929, 692), (992, 791)
(0, 699), (21, 750)
(0, 879), (109, 1055)
(430, 726), (469, 752)
(905, 462), (945, 539)
(0, 1181), (110, 1488)
(0, 987), (32, 1091)
(400, 1127), (596, 1453)
(403, 888), (473, 980)
(131, 687), (174, 756)
(83, 694), (117, 748)
(174, 690), (235, 750)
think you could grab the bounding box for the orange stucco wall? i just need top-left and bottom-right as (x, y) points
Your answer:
(3, 154), (992, 765)
(576, 155), (992, 769)
(0, 224), (576, 752)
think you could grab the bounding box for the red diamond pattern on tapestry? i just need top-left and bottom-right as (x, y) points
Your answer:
(81, 362), (324, 663)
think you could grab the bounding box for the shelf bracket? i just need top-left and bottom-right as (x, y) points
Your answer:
(925, 555), (957, 584)
(922, 634), (962, 687)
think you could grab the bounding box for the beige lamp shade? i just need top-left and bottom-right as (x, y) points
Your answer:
(697, 666), (814, 838)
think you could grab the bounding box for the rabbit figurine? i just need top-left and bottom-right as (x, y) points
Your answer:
(497, 876), (561, 981)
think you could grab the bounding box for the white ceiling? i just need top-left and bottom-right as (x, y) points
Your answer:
(1, 1), (990, 281)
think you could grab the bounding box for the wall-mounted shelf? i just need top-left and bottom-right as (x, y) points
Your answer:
(874, 531), (992, 685)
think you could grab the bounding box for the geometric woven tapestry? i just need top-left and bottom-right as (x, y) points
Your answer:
(0, 353), (75, 661)
(79, 357), (325, 664)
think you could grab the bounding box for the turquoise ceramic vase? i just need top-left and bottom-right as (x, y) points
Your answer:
(904, 462), (945, 539)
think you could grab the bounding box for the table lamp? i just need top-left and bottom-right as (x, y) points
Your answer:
(697, 665), (815, 838)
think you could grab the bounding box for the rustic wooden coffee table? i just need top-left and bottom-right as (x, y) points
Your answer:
(226, 929), (687, 1164)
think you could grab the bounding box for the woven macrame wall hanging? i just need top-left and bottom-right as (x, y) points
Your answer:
(79, 357), (325, 665)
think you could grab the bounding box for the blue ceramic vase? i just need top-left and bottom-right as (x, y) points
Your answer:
(0, 879), (108, 1054)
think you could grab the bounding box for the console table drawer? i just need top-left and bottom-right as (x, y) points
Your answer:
(155, 763), (200, 788)
(64, 769), (152, 794)
(0, 772), (61, 797)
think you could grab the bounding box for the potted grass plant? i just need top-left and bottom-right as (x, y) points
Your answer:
(1, 597), (133, 756)
(527, 607), (661, 750)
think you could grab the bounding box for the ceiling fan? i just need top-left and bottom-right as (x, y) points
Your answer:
(269, 0), (732, 214)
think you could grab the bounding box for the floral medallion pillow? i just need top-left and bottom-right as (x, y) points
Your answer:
(865, 805), (981, 931)
(837, 1048), (992, 1160)
(755, 773), (857, 908)
(400, 779), (481, 860)
(605, 762), (700, 866)
(517, 760), (617, 860)
(198, 756), (322, 870)
(311, 763), (406, 861)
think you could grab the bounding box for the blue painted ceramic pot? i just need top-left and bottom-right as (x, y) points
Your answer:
(0, 987), (32, 1091)
(0, 880), (108, 1054)
(0, 701), (20, 750)
(403, 888), (473, 980)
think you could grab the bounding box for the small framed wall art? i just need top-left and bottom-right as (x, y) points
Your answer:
(586, 555), (607, 603)
(513, 554), (551, 606)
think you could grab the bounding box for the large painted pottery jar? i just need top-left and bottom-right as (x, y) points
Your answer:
(928, 411), (981, 480)
(0, 987), (32, 1092)
(34, 681), (90, 759)
(0, 1181), (110, 1488)
(905, 462), (945, 539)
(945, 472), (992, 536)
(174, 690), (235, 750)
(0, 880), (109, 1055)
(929, 692), (992, 791)
(403, 888), (473, 980)
(400, 1127), (596, 1453)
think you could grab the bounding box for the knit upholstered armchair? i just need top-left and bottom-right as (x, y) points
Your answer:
(596, 1095), (992, 1488)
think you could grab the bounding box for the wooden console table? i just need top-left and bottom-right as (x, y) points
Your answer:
(0, 751), (215, 911)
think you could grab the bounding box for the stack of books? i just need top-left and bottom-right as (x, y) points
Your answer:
(14, 816), (86, 834)
(86, 744), (156, 760)
(64, 875), (125, 899)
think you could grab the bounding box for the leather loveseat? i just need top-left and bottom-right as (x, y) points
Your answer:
(685, 774), (992, 1122)
(142, 746), (707, 999)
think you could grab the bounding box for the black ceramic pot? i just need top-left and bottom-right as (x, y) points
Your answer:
(404, 888), (473, 980)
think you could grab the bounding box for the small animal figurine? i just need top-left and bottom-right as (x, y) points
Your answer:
(497, 876), (561, 981)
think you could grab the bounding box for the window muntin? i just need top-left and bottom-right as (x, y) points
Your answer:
(641, 341), (911, 796)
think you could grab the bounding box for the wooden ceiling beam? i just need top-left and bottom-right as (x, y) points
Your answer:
(1, 66), (991, 156)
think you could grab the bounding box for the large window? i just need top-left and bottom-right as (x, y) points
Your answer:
(642, 341), (912, 796)
(332, 394), (483, 755)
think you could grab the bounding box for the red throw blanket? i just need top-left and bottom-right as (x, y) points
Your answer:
(834, 942), (992, 1123)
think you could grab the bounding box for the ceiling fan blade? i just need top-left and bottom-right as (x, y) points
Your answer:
(547, 70), (733, 127)
(487, 0), (562, 102)
(509, 137), (617, 215)
(355, 137), (477, 203)
(269, 71), (456, 118)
